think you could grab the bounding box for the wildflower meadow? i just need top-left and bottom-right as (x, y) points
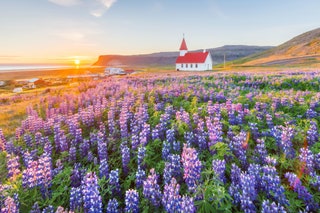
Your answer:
(1, 71), (320, 212)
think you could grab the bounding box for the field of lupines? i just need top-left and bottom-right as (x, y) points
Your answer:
(1, 70), (320, 213)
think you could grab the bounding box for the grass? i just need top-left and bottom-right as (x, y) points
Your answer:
(0, 101), (29, 137)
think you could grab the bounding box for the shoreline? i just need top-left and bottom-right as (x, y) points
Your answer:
(0, 66), (105, 81)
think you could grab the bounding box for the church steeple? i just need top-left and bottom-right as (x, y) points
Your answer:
(179, 35), (188, 56)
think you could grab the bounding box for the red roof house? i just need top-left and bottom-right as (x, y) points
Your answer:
(175, 38), (213, 71)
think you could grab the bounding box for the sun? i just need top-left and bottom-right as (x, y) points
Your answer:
(74, 59), (80, 65)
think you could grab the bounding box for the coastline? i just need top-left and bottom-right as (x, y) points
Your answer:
(0, 66), (105, 80)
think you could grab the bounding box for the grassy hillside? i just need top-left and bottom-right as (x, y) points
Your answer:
(232, 28), (320, 66)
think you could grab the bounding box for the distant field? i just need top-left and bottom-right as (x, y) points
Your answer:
(0, 67), (105, 80)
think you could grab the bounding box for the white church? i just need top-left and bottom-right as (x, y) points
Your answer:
(176, 37), (213, 71)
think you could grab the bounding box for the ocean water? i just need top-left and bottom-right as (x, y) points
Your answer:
(0, 64), (72, 72)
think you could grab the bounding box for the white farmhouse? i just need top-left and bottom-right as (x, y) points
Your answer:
(13, 87), (23, 93)
(105, 67), (125, 76)
(176, 37), (213, 71)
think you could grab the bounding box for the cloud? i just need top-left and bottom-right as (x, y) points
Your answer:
(90, 0), (117, 17)
(90, 10), (104, 17)
(48, 0), (81, 7)
(99, 0), (117, 9)
(48, 0), (117, 17)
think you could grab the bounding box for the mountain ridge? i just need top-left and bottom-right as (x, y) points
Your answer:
(93, 45), (273, 67)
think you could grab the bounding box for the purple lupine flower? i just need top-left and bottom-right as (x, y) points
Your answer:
(131, 134), (140, 151)
(22, 151), (32, 167)
(266, 114), (274, 128)
(285, 172), (318, 211)
(162, 178), (181, 213)
(75, 128), (83, 143)
(34, 132), (42, 146)
(24, 133), (33, 148)
(42, 205), (54, 213)
(184, 132), (195, 148)
(206, 116), (223, 153)
(6, 154), (20, 181)
(1, 196), (19, 213)
(97, 132), (108, 162)
(52, 159), (64, 176)
(0, 129), (6, 151)
(253, 138), (267, 165)
(136, 166), (146, 189)
(229, 163), (242, 204)
(181, 144), (202, 193)
(139, 123), (150, 146)
(176, 108), (191, 127)
(152, 125), (160, 141)
(43, 138), (52, 156)
(306, 109), (317, 119)
(212, 159), (226, 183)
(106, 198), (119, 213)
(108, 102), (116, 136)
(69, 146), (77, 163)
(307, 121), (318, 147)
(80, 139), (90, 158)
(82, 172), (103, 213)
(55, 206), (70, 213)
(166, 128), (175, 144)
(229, 131), (248, 168)
(236, 109), (245, 125)
(70, 187), (82, 212)
(228, 110), (236, 125)
(271, 125), (295, 158)
(163, 154), (182, 184)
(310, 173), (320, 191)
(247, 163), (261, 190)
(22, 160), (38, 189)
(239, 172), (257, 213)
(109, 169), (120, 195)
(172, 141), (181, 153)
(119, 102), (129, 139)
(30, 202), (41, 213)
(162, 141), (171, 161)
(87, 151), (94, 163)
(90, 132), (98, 147)
(70, 163), (82, 187)
(163, 162), (173, 184)
(181, 195), (195, 213)
(99, 159), (109, 179)
(37, 153), (52, 198)
(121, 143), (130, 175)
(298, 147), (314, 175)
(261, 159), (288, 206)
(195, 118), (207, 151)
(137, 146), (146, 167)
(314, 152), (320, 171)
(261, 199), (287, 213)
(249, 122), (259, 140)
(125, 189), (139, 213)
(143, 168), (162, 207)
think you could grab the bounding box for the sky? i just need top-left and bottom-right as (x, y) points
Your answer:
(0, 0), (319, 65)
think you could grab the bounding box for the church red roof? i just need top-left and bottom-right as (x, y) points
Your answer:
(176, 52), (209, 63)
(179, 38), (188, 50)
